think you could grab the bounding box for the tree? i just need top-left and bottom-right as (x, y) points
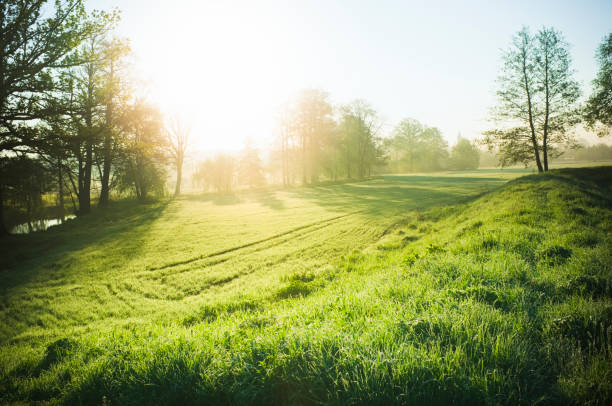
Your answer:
(194, 154), (236, 193)
(389, 118), (423, 172)
(585, 33), (612, 137)
(98, 38), (131, 207)
(62, 10), (120, 213)
(484, 27), (581, 171)
(291, 89), (334, 184)
(238, 139), (265, 188)
(0, 0), (88, 234)
(339, 100), (383, 178)
(387, 118), (447, 172)
(449, 136), (480, 170)
(118, 101), (168, 202)
(166, 115), (191, 196)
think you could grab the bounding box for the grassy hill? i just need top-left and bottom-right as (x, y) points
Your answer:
(0, 167), (610, 405)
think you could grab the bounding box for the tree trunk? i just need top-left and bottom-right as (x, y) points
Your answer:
(0, 184), (8, 236)
(57, 157), (65, 222)
(543, 48), (550, 172)
(99, 132), (112, 206)
(100, 58), (115, 206)
(79, 140), (92, 214)
(174, 154), (183, 196)
(521, 44), (544, 173)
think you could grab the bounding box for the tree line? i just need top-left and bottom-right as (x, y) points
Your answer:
(189, 92), (482, 194)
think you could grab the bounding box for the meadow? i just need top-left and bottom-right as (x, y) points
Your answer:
(1, 167), (611, 405)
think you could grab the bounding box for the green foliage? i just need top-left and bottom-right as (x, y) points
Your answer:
(584, 33), (612, 136)
(385, 118), (449, 172)
(118, 102), (169, 201)
(1, 167), (611, 405)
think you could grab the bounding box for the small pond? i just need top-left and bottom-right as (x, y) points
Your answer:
(11, 215), (76, 234)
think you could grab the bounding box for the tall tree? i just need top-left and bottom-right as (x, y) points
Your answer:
(484, 27), (581, 171)
(98, 37), (130, 207)
(291, 89), (334, 184)
(585, 33), (612, 137)
(65, 10), (119, 213)
(166, 115), (191, 196)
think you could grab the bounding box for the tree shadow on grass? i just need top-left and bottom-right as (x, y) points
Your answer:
(0, 199), (171, 291)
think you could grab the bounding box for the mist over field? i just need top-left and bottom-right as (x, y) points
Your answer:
(1, 1), (611, 404)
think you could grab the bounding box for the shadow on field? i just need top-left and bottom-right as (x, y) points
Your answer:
(285, 175), (508, 215)
(182, 193), (242, 205)
(0, 200), (171, 292)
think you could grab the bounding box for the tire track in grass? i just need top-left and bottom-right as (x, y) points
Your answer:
(145, 212), (360, 273)
(159, 215), (388, 300)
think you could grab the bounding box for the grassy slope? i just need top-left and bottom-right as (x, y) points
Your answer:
(0, 168), (611, 405)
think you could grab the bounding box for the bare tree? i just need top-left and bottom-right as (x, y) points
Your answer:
(166, 115), (192, 196)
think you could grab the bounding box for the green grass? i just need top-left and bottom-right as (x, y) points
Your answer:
(1, 167), (611, 405)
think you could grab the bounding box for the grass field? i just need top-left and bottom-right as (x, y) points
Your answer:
(1, 167), (611, 405)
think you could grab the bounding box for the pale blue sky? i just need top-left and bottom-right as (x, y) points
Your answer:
(90, 0), (612, 150)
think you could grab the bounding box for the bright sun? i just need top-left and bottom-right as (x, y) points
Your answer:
(130, 1), (301, 153)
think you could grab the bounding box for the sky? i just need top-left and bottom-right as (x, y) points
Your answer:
(89, 0), (612, 152)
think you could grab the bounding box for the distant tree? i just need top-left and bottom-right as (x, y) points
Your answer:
(387, 118), (448, 172)
(574, 143), (612, 161)
(484, 27), (581, 171)
(277, 103), (294, 186)
(449, 137), (480, 170)
(389, 118), (423, 172)
(291, 89), (334, 184)
(238, 139), (265, 188)
(584, 33), (612, 137)
(166, 115), (192, 196)
(193, 154), (236, 193)
(339, 100), (383, 178)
